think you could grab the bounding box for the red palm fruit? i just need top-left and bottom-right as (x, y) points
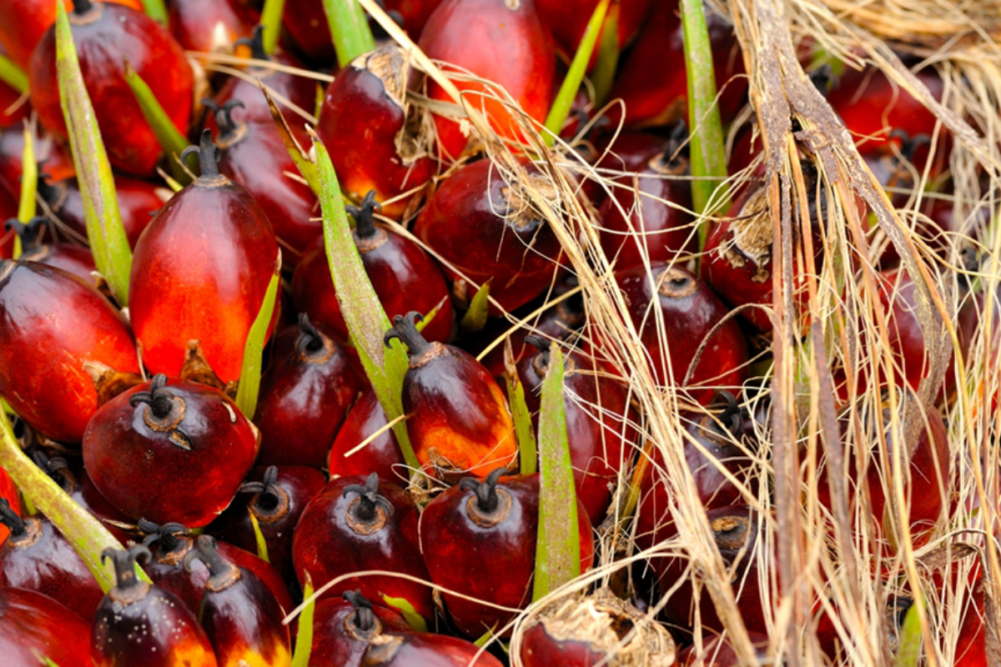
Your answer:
(536, 0), (654, 69)
(292, 193), (454, 342)
(0, 0), (143, 69)
(588, 133), (677, 208)
(617, 263), (749, 405)
(92, 545), (219, 667)
(129, 130), (279, 383)
(599, 123), (695, 269)
(516, 337), (633, 525)
(609, 2), (746, 129)
(0, 498), (105, 620)
(421, 469), (595, 638)
(184, 535), (292, 667)
(169, 0), (255, 54)
(678, 631), (770, 665)
(204, 98), (321, 260)
(0, 127), (74, 196)
(311, 591), (412, 667)
(38, 174), (170, 249)
(0, 260), (139, 443)
(211, 465), (327, 585)
(363, 632), (505, 666)
(254, 314), (366, 467)
(292, 473), (433, 619)
(317, 45), (436, 220)
(139, 520), (294, 617)
(385, 311), (517, 479)
(519, 588), (677, 667)
(0, 465), (17, 546)
(954, 576), (987, 667)
(328, 389), (405, 480)
(414, 158), (564, 313)
(5, 216), (96, 284)
(0, 189), (14, 258)
(82, 374), (260, 527)
(0, 587), (93, 667)
(418, 0), (556, 159)
(29, 0), (193, 177)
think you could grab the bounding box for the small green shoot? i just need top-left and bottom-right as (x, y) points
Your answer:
(322, 0), (377, 69)
(459, 281), (491, 334)
(140, 0), (168, 24)
(123, 60), (193, 184)
(249, 509), (271, 564)
(591, 4), (620, 107)
(290, 574), (316, 667)
(260, 0), (288, 56)
(383, 594), (429, 632)
(0, 53), (27, 93)
(14, 125), (37, 259)
(235, 257), (281, 420)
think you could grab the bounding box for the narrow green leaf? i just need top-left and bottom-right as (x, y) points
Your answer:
(0, 53), (27, 94)
(893, 599), (923, 667)
(260, 0), (287, 56)
(54, 2), (132, 304)
(291, 574), (316, 667)
(680, 0), (729, 241)
(459, 281), (491, 334)
(533, 344), (580, 601)
(415, 296), (445, 335)
(322, 0), (377, 69)
(0, 410), (150, 591)
(236, 257), (281, 419)
(507, 371), (537, 476)
(140, 0), (169, 25)
(35, 655), (60, 667)
(383, 595), (428, 632)
(13, 125), (37, 259)
(249, 509), (271, 564)
(543, 0), (609, 146)
(473, 627), (496, 648)
(591, 4), (620, 108)
(123, 60), (193, 184)
(265, 89), (321, 195)
(314, 139), (419, 475)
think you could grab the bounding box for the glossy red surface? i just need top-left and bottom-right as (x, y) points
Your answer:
(328, 389), (406, 481)
(0, 587), (92, 667)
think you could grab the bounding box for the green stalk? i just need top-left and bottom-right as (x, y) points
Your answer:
(235, 261), (281, 419)
(459, 282), (490, 334)
(680, 0), (729, 246)
(55, 2), (132, 304)
(260, 0), (288, 56)
(290, 575), (316, 667)
(543, 0), (609, 146)
(591, 3), (620, 108)
(14, 125), (37, 259)
(0, 53), (27, 93)
(249, 511), (271, 563)
(123, 60), (193, 184)
(507, 372), (537, 476)
(140, 0), (169, 25)
(322, 0), (377, 68)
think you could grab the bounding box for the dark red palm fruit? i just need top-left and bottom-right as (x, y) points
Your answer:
(292, 473), (434, 619)
(616, 263), (749, 405)
(364, 632), (505, 666)
(317, 45), (436, 220)
(0, 465), (18, 546)
(310, 590), (414, 667)
(609, 2), (746, 129)
(210, 465), (327, 586)
(385, 312), (517, 479)
(184, 535), (292, 667)
(414, 158), (564, 313)
(0, 498), (105, 620)
(418, 0), (556, 159)
(37, 174), (170, 249)
(204, 98), (321, 261)
(588, 133), (678, 208)
(92, 545), (219, 667)
(4, 216), (96, 284)
(293, 192), (454, 343)
(678, 631), (770, 665)
(254, 314), (366, 467)
(138, 520), (294, 618)
(536, 0), (654, 70)
(329, 390), (406, 480)
(598, 123), (695, 270)
(953, 575), (987, 667)
(82, 374), (261, 528)
(129, 130), (279, 383)
(0, 260), (139, 443)
(515, 337), (633, 525)
(29, 1), (194, 177)
(0, 587), (93, 667)
(168, 0), (255, 54)
(0, 127), (75, 198)
(0, 189), (15, 258)
(420, 469), (595, 638)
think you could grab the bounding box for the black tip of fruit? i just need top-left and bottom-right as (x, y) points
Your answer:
(130, 374), (175, 420)
(0, 497), (24, 536)
(889, 129), (930, 161)
(235, 25), (269, 62)
(346, 190), (382, 241)
(708, 390), (743, 438)
(344, 589), (376, 631)
(809, 64), (838, 95)
(102, 545), (151, 591)
(383, 311), (431, 357)
(5, 216), (48, 252)
(459, 467), (506, 514)
(181, 129), (223, 179)
(202, 98), (245, 138)
(139, 519), (189, 553)
(239, 465), (283, 512)
(182, 535), (238, 589)
(296, 313), (327, 356)
(343, 473), (394, 523)
(71, 0), (94, 15)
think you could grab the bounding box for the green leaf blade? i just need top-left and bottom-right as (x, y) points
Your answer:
(591, 4), (620, 108)
(459, 281), (490, 334)
(322, 0), (377, 69)
(291, 574), (316, 667)
(235, 260), (281, 420)
(261, 0), (288, 56)
(383, 595), (428, 632)
(0, 52), (27, 94)
(507, 371), (537, 476)
(122, 60), (192, 184)
(140, 0), (168, 25)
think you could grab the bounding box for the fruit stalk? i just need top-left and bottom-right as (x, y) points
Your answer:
(322, 0), (377, 68)
(260, 0), (287, 55)
(122, 59), (192, 183)
(0, 52), (26, 93)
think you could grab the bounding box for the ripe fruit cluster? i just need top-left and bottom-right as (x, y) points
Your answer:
(0, 0), (992, 665)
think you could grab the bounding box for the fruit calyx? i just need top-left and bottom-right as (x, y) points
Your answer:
(130, 375), (191, 450)
(183, 535), (241, 592)
(711, 514), (751, 551)
(650, 121), (690, 176)
(348, 190), (387, 252)
(32, 450), (77, 493)
(701, 391), (744, 442)
(295, 313), (336, 364)
(203, 99), (247, 149)
(342, 472), (394, 535)
(656, 266), (699, 299)
(384, 311), (442, 367)
(103, 545), (153, 604)
(4, 216), (49, 252)
(181, 129), (229, 187)
(0, 497), (39, 548)
(36, 175), (67, 211)
(140, 519), (191, 562)
(239, 465), (291, 524)
(70, 0), (102, 23)
(235, 25), (269, 64)
(343, 589), (383, 641)
(458, 467), (512, 528)
(526, 335), (575, 378)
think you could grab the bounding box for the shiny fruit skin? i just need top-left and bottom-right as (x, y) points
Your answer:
(617, 263), (749, 405)
(18, 243), (96, 285)
(0, 261), (139, 443)
(129, 144), (278, 383)
(82, 376), (260, 528)
(418, 0), (555, 159)
(362, 632), (505, 666)
(310, 596), (412, 667)
(0, 467), (17, 545)
(168, 0), (255, 54)
(679, 631), (770, 666)
(254, 319), (366, 467)
(29, 2), (193, 177)
(414, 158), (563, 313)
(0, 62), (28, 131)
(328, 390), (405, 480)
(317, 45), (436, 220)
(0, 587), (93, 667)
(292, 474), (433, 619)
(420, 472), (594, 638)
(0, 127), (75, 196)
(536, 0), (654, 69)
